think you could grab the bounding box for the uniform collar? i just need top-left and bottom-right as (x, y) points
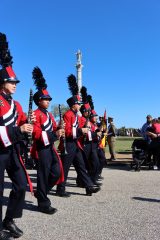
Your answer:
(71, 108), (78, 115)
(38, 107), (48, 114)
(1, 92), (12, 103)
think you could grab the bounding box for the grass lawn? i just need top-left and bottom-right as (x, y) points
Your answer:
(105, 136), (142, 154)
(55, 136), (142, 155)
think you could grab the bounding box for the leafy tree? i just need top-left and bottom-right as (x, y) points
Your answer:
(51, 104), (69, 119)
(118, 126), (126, 136)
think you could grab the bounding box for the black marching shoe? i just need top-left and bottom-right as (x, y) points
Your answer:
(86, 186), (101, 196)
(2, 219), (23, 238)
(98, 175), (104, 180)
(38, 206), (57, 215)
(0, 230), (14, 240)
(93, 181), (102, 186)
(56, 191), (71, 197)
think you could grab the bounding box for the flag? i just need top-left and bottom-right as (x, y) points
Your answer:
(99, 109), (107, 148)
(104, 109), (107, 127)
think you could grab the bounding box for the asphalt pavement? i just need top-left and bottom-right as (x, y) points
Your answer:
(3, 161), (160, 240)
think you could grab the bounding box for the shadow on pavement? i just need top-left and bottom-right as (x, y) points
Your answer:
(28, 173), (37, 177)
(28, 177), (37, 184)
(2, 196), (38, 212)
(117, 151), (132, 154)
(132, 197), (160, 203)
(105, 163), (131, 171)
(48, 189), (86, 196)
(66, 183), (78, 188)
(67, 176), (76, 180)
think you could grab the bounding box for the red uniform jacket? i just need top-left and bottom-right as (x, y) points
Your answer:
(80, 116), (98, 143)
(0, 93), (33, 192)
(0, 94), (26, 148)
(90, 122), (105, 149)
(90, 122), (101, 142)
(31, 108), (64, 184)
(58, 109), (84, 151)
(31, 108), (57, 150)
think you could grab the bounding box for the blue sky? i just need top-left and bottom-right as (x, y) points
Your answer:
(1, 0), (160, 128)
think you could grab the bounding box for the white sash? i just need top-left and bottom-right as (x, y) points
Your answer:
(0, 126), (12, 147)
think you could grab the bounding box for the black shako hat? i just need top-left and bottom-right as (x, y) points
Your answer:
(32, 66), (52, 106)
(0, 33), (20, 84)
(90, 109), (98, 117)
(67, 95), (82, 107)
(80, 103), (91, 113)
(66, 74), (82, 107)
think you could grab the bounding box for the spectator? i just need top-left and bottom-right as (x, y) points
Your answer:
(146, 118), (160, 169)
(141, 115), (153, 143)
(107, 117), (116, 160)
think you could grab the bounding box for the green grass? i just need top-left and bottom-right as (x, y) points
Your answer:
(55, 136), (142, 154)
(105, 136), (142, 154)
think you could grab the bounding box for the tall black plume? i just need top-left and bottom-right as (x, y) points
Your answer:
(87, 95), (94, 110)
(32, 67), (47, 90)
(67, 74), (79, 96)
(0, 32), (13, 67)
(81, 86), (88, 103)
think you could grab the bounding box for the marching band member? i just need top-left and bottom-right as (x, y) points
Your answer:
(89, 107), (106, 180)
(31, 67), (64, 214)
(56, 74), (100, 197)
(0, 33), (34, 239)
(79, 87), (101, 186)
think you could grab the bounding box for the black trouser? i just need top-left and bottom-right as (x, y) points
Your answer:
(0, 147), (27, 230)
(148, 139), (160, 166)
(83, 142), (100, 183)
(98, 147), (107, 174)
(57, 141), (93, 193)
(37, 146), (61, 208)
